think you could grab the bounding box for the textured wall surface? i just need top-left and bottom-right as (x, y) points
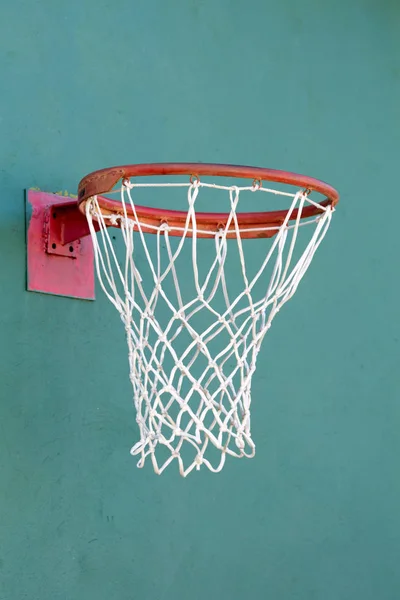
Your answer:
(1, 1), (399, 598)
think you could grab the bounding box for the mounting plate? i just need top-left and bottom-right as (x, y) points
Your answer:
(26, 190), (95, 300)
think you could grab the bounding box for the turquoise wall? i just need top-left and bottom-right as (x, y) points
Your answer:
(1, 1), (400, 598)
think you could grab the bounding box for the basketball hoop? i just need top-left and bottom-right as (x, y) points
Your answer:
(77, 163), (339, 476)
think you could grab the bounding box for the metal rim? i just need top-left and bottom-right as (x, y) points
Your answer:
(77, 163), (339, 239)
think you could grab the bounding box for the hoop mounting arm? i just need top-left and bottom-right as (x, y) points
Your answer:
(26, 190), (96, 300)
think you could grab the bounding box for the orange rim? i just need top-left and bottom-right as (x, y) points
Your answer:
(78, 163), (339, 239)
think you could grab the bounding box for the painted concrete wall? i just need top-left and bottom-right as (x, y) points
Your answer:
(1, 1), (399, 598)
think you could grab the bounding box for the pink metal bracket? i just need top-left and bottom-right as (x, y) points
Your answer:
(26, 190), (96, 300)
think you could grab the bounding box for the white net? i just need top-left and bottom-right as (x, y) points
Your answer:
(85, 179), (334, 476)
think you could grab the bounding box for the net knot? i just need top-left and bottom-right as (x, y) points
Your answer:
(176, 361), (185, 374)
(122, 178), (134, 190)
(159, 221), (170, 232)
(109, 214), (120, 226)
(196, 340), (207, 352)
(195, 454), (203, 469)
(235, 435), (245, 450)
